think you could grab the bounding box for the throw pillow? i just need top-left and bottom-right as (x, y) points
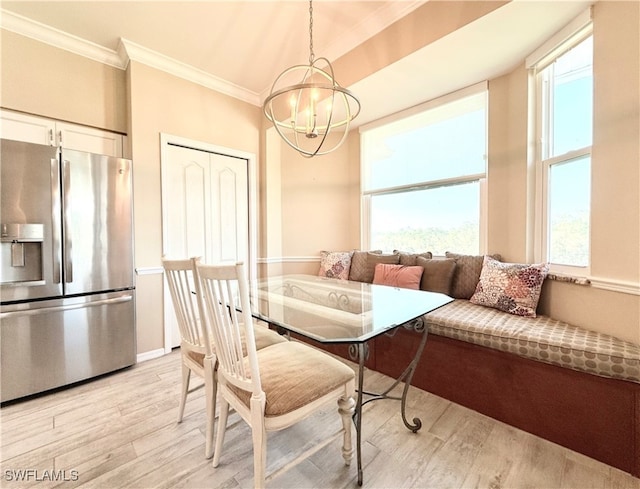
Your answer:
(415, 257), (457, 295)
(393, 250), (433, 266)
(446, 252), (502, 299)
(470, 255), (549, 317)
(318, 250), (353, 280)
(349, 252), (399, 283)
(348, 250), (381, 282)
(372, 264), (423, 290)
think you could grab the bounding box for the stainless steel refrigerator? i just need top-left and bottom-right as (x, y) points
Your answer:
(0, 139), (136, 403)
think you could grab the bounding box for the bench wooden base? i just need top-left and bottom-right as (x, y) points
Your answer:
(373, 329), (640, 478)
(285, 324), (639, 477)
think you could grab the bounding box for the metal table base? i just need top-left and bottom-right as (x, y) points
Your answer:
(350, 317), (427, 486)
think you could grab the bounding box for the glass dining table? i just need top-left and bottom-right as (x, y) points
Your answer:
(250, 274), (454, 486)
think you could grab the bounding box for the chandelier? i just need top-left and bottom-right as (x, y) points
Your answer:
(262, 0), (361, 158)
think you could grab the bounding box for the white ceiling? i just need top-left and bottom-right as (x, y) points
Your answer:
(1, 0), (592, 127)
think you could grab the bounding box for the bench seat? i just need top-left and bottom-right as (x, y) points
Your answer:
(425, 299), (640, 384)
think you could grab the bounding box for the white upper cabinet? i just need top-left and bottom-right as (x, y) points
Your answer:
(56, 121), (123, 158)
(0, 110), (55, 146)
(0, 110), (124, 158)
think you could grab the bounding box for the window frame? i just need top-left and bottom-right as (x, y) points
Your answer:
(360, 83), (488, 255)
(530, 11), (593, 275)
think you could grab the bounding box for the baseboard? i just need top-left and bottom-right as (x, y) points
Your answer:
(136, 348), (165, 363)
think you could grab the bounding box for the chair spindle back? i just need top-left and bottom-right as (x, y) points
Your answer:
(193, 261), (263, 396)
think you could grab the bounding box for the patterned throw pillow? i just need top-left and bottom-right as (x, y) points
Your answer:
(446, 252), (502, 299)
(470, 255), (549, 317)
(318, 250), (354, 280)
(372, 264), (423, 290)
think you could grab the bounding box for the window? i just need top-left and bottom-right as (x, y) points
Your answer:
(361, 85), (487, 255)
(533, 23), (593, 272)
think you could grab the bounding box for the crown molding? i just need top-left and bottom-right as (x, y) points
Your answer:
(118, 39), (260, 106)
(1, 9), (124, 68)
(1, 9), (261, 106)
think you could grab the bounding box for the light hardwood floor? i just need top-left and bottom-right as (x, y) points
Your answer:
(1, 348), (639, 489)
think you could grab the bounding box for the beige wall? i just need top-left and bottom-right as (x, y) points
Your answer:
(470, 1), (639, 344)
(2, 1), (638, 354)
(0, 30), (127, 133)
(127, 61), (261, 267)
(258, 127), (284, 277)
(487, 67), (531, 263)
(274, 2), (640, 344)
(280, 134), (360, 255)
(591, 1), (640, 284)
(127, 61), (262, 354)
(261, 130), (360, 277)
(482, 1), (639, 343)
(0, 35), (263, 354)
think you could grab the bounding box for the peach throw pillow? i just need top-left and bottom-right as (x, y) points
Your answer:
(372, 264), (423, 290)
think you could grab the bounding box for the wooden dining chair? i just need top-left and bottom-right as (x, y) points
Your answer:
(162, 257), (286, 459)
(193, 260), (356, 488)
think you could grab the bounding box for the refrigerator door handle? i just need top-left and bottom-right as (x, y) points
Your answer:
(0, 294), (133, 318)
(51, 157), (62, 284)
(62, 159), (73, 284)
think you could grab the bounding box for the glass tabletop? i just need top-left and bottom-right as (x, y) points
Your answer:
(250, 274), (454, 344)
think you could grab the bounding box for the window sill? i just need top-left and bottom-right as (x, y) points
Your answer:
(547, 273), (590, 285)
(547, 273), (640, 296)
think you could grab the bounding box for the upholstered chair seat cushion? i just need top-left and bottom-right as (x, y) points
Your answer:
(231, 341), (355, 417)
(251, 324), (289, 351)
(185, 325), (286, 366)
(185, 348), (208, 366)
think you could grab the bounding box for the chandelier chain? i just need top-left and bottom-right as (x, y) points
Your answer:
(308, 0), (314, 64)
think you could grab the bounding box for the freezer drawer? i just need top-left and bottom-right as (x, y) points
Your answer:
(1, 290), (136, 402)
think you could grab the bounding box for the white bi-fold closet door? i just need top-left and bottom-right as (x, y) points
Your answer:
(162, 138), (250, 348)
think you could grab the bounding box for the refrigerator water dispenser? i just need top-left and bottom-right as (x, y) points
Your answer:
(0, 223), (44, 285)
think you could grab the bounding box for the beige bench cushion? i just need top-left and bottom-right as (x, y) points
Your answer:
(425, 300), (640, 384)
